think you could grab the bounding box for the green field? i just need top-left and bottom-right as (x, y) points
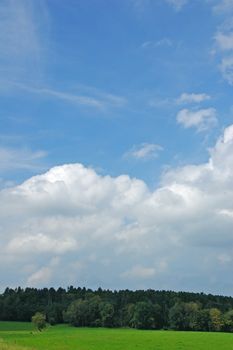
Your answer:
(1, 322), (233, 350)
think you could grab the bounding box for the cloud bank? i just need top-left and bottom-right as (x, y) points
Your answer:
(1, 125), (233, 294)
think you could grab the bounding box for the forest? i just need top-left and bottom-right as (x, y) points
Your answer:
(1, 287), (233, 332)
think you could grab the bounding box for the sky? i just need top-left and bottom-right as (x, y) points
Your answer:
(1, 0), (233, 295)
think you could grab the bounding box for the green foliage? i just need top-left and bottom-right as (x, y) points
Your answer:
(209, 308), (223, 332)
(1, 287), (233, 332)
(131, 301), (155, 329)
(46, 303), (63, 325)
(194, 309), (210, 331)
(100, 302), (114, 327)
(169, 302), (211, 331)
(63, 296), (114, 327)
(31, 312), (46, 331)
(223, 309), (233, 332)
(169, 302), (186, 330)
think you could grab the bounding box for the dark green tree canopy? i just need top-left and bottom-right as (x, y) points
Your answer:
(1, 287), (233, 332)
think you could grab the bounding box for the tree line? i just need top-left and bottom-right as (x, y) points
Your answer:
(1, 286), (233, 332)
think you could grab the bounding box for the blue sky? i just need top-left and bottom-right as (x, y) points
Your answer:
(1, 0), (233, 295)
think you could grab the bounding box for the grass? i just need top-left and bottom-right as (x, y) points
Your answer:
(0, 322), (35, 332)
(1, 322), (233, 350)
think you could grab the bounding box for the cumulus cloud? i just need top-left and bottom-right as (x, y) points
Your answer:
(124, 143), (163, 160)
(176, 93), (211, 104)
(1, 125), (233, 293)
(176, 108), (217, 131)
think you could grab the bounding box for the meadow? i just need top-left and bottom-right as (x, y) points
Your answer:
(1, 322), (233, 350)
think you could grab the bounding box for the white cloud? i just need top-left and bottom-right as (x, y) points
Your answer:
(220, 56), (233, 84)
(150, 93), (211, 110)
(149, 97), (171, 108)
(215, 32), (233, 51)
(219, 209), (233, 218)
(0, 0), (47, 83)
(165, 0), (188, 11)
(0, 0), (41, 60)
(5, 82), (127, 110)
(27, 266), (52, 287)
(7, 233), (77, 255)
(0, 2), (126, 111)
(141, 38), (173, 49)
(27, 257), (60, 287)
(213, 0), (233, 14)
(125, 143), (163, 160)
(132, 0), (188, 12)
(0, 147), (47, 172)
(223, 124), (233, 142)
(176, 108), (217, 131)
(176, 93), (211, 104)
(212, 2), (233, 84)
(1, 125), (233, 293)
(131, 0), (150, 11)
(217, 253), (232, 264)
(121, 265), (156, 279)
(33, 88), (105, 108)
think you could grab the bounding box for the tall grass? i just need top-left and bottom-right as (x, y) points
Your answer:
(1, 322), (233, 349)
(0, 339), (29, 349)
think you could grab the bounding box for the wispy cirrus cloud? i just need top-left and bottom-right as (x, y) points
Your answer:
(124, 143), (163, 160)
(141, 38), (173, 49)
(10, 82), (127, 110)
(0, 0), (41, 59)
(0, 0), (48, 83)
(0, 147), (47, 172)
